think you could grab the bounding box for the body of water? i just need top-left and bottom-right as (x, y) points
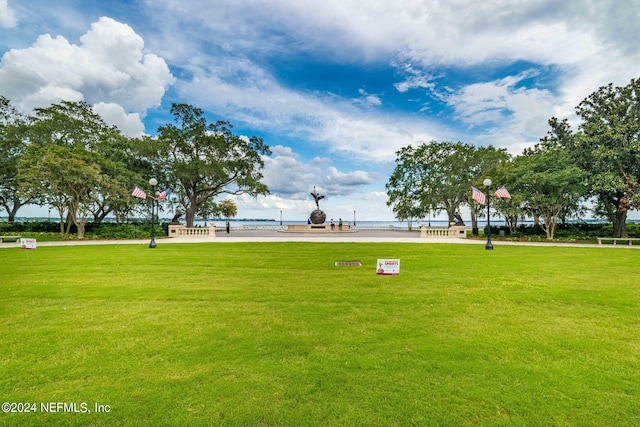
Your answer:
(199, 219), (450, 229)
(5, 217), (640, 229)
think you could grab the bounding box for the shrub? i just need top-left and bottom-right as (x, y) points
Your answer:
(0, 221), (168, 239)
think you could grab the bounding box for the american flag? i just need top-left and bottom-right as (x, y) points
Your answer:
(155, 189), (171, 201)
(494, 186), (511, 199)
(471, 186), (486, 205)
(131, 186), (147, 199)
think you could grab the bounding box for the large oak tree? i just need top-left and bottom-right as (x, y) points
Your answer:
(387, 141), (508, 227)
(0, 96), (31, 221)
(572, 78), (640, 237)
(18, 101), (141, 236)
(152, 103), (271, 227)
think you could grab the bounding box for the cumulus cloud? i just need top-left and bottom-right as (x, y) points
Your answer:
(261, 148), (321, 197)
(261, 146), (380, 200)
(393, 62), (437, 94)
(0, 0), (17, 28)
(155, 0), (639, 163)
(0, 16), (175, 136)
(326, 167), (375, 186)
(178, 59), (442, 163)
(448, 72), (553, 125)
(92, 102), (145, 137)
(311, 157), (331, 166)
(270, 145), (298, 158)
(358, 88), (382, 106)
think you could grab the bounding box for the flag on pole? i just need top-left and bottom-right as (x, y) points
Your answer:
(471, 186), (486, 205)
(155, 189), (171, 201)
(494, 186), (511, 199)
(131, 186), (147, 199)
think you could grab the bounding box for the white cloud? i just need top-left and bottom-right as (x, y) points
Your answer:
(178, 58), (442, 163)
(231, 189), (397, 222)
(393, 62), (437, 94)
(325, 167), (377, 196)
(92, 102), (145, 137)
(311, 157), (331, 166)
(0, 16), (175, 136)
(358, 88), (382, 106)
(0, 0), (17, 28)
(261, 151), (320, 197)
(270, 145), (298, 158)
(154, 0), (640, 161)
(152, 0), (639, 69)
(448, 72), (553, 126)
(443, 72), (556, 152)
(261, 146), (381, 200)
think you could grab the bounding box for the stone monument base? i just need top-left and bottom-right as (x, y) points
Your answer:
(282, 224), (355, 233)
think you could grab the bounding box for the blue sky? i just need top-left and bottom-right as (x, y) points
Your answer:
(1, 0), (640, 221)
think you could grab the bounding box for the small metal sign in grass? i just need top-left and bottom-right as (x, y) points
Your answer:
(335, 261), (362, 266)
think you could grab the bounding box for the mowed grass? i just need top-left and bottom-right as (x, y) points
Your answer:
(1, 242), (639, 426)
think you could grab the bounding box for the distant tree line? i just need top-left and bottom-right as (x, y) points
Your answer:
(386, 77), (640, 239)
(0, 99), (270, 238)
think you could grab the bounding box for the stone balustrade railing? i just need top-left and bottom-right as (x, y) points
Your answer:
(168, 224), (215, 238)
(166, 223), (466, 239)
(420, 224), (467, 238)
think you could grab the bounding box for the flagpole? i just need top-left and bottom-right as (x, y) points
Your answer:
(484, 178), (493, 250)
(149, 178), (157, 248)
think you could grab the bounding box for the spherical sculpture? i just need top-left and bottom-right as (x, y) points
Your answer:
(310, 209), (326, 224)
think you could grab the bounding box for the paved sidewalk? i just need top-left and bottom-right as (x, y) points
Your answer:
(0, 229), (473, 247)
(1, 229), (631, 248)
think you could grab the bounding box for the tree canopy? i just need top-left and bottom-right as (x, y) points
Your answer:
(149, 103), (271, 227)
(386, 141), (508, 228)
(0, 96), (31, 221)
(1, 100), (271, 238)
(386, 77), (640, 239)
(571, 78), (640, 237)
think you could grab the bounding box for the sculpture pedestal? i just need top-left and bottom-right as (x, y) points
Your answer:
(284, 224), (353, 233)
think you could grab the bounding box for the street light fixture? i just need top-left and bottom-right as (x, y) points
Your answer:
(483, 178), (493, 250)
(280, 210), (282, 226)
(354, 210), (356, 227)
(149, 178), (157, 248)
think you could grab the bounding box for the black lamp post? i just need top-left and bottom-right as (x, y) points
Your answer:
(484, 178), (493, 250)
(354, 210), (356, 227)
(280, 210), (282, 226)
(149, 178), (157, 248)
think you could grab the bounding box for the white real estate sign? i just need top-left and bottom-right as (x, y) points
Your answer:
(20, 238), (37, 250)
(376, 259), (400, 275)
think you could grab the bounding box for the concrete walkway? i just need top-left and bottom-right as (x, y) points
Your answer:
(1, 229), (634, 248)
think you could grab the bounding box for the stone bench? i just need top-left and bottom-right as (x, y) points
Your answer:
(0, 235), (21, 243)
(597, 237), (640, 245)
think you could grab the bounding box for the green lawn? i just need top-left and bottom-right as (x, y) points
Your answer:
(1, 242), (639, 426)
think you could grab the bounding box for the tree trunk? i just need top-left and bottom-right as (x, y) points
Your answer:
(7, 206), (18, 222)
(93, 207), (111, 224)
(2, 197), (24, 222)
(541, 215), (557, 240)
(58, 211), (65, 235)
(446, 209), (455, 225)
(185, 203), (198, 228)
(470, 208), (479, 235)
(505, 215), (518, 233)
(76, 221), (85, 239)
(613, 210), (628, 238)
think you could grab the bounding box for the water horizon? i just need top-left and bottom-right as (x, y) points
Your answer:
(6, 216), (638, 229)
